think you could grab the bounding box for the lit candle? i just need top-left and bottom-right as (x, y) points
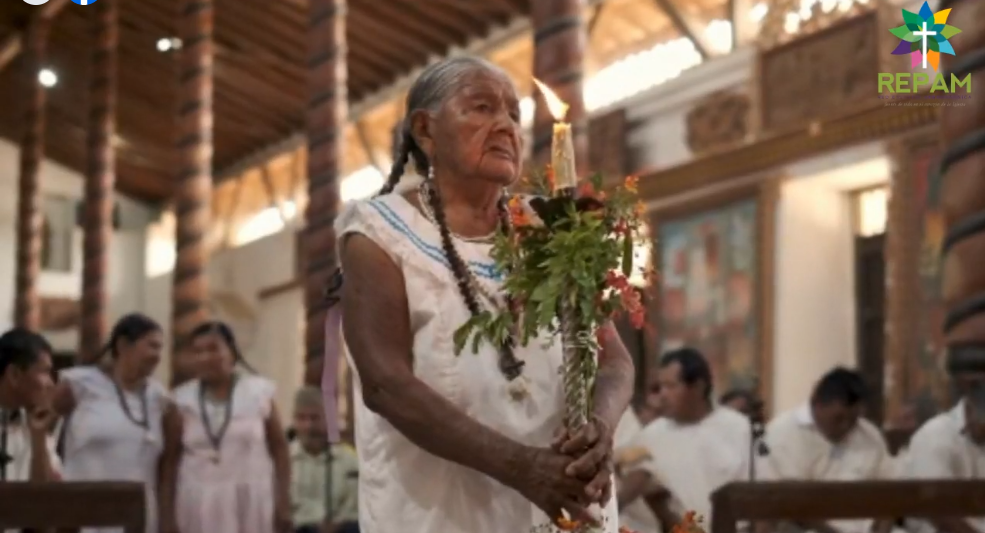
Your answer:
(533, 79), (577, 193)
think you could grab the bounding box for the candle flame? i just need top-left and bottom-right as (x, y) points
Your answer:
(533, 78), (569, 121)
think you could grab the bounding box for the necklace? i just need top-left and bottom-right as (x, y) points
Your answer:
(198, 376), (237, 463)
(0, 409), (12, 481)
(417, 181), (528, 389)
(417, 182), (498, 244)
(110, 373), (153, 442)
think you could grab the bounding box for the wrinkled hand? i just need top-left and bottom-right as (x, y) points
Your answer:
(552, 415), (614, 504)
(512, 447), (598, 527)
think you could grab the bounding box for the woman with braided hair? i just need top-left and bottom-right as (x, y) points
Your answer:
(334, 56), (634, 533)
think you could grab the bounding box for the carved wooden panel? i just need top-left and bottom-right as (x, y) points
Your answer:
(686, 90), (751, 155)
(588, 109), (627, 180)
(760, 12), (880, 132)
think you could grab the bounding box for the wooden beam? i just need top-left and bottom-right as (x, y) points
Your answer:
(259, 164), (289, 223)
(711, 481), (985, 533)
(215, 0), (614, 181)
(221, 176), (247, 248)
(651, 0), (712, 59)
(638, 104), (937, 203)
(354, 120), (383, 174)
(0, 482), (144, 532)
(0, 0), (70, 73)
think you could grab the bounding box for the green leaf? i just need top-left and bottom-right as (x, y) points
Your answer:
(622, 235), (634, 277)
(940, 25), (962, 39)
(889, 24), (919, 42)
(589, 172), (604, 193)
(901, 9), (924, 28)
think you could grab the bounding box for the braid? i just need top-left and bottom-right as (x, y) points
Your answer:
(425, 177), (482, 316)
(378, 136), (411, 196)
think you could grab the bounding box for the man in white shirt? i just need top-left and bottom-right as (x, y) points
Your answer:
(614, 406), (661, 533)
(0, 328), (60, 484)
(619, 348), (752, 528)
(903, 365), (985, 533)
(762, 367), (894, 533)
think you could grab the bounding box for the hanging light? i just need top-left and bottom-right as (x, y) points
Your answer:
(38, 68), (57, 88)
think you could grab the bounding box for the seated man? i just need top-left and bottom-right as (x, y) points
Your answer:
(290, 386), (359, 533)
(619, 348), (751, 528)
(0, 328), (60, 484)
(903, 379), (985, 533)
(762, 367), (894, 533)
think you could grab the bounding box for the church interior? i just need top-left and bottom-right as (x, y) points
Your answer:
(0, 0), (983, 529)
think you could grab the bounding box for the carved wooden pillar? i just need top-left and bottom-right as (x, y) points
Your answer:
(303, 0), (345, 368)
(939, 0), (985, 384)
(171, 0), (214, 384)
(80, 0), (118, 363)
(531, 0), (588, 172)
(14, 17), (51, 331)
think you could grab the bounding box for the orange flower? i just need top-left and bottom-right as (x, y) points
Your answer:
(556, 517), (579, 531)
(508, 196), (531, 227)
(634, 200), (646, 217)
(577, 180), (596, 198)
(624, 175), (639, 193)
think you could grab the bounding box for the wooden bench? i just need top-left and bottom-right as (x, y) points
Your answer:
(711, 481), (985, 533)
(0, 482), (144, 532)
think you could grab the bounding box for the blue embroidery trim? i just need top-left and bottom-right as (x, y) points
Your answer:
(367, 199), (503, 281)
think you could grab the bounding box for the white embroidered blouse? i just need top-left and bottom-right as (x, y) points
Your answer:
(336, 183), (619, 533)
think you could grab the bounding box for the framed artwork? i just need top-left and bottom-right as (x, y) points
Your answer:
(647, 182), (776, 408)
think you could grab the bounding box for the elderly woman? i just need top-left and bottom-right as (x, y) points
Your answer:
(335, 56), (634, 533)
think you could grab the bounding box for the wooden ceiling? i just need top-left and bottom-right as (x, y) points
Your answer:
(0, 0), (730, 205)
(0, 0), (528, 203)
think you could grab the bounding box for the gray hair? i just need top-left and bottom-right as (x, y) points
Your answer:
(379, 56), (509, 194)
(294, 386), (323, 411)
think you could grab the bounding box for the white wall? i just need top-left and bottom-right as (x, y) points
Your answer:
(771, 143), (891, 413)
(0, 139), (154, 352)
(142, 229), (304, 416)
(622, 46), (755, 172)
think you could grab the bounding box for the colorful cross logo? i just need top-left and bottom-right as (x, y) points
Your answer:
(890, 1), (960, 72)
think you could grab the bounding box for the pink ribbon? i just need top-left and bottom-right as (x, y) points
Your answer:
(321, 305), (343, 443)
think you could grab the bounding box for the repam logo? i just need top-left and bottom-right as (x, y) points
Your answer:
(23, 0), (99, 5)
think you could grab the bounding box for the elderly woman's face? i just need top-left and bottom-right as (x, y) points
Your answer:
(426, 68), (523, 185)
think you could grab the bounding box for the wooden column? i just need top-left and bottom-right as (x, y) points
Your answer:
(531, 0), (588, 172)
(171, 0), (214, 383)
(939, 0), (985, 380)
(80, 0), (118, 363)
(14, 17), (51, 331)
(303, 0), (345, 365)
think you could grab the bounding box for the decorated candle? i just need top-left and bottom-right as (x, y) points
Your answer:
(533, 79), (577, 192)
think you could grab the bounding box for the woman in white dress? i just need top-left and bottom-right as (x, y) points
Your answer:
(52, 313), (168, 533)
(334, 56), (635, 533)
(160, 321), (292, 533)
